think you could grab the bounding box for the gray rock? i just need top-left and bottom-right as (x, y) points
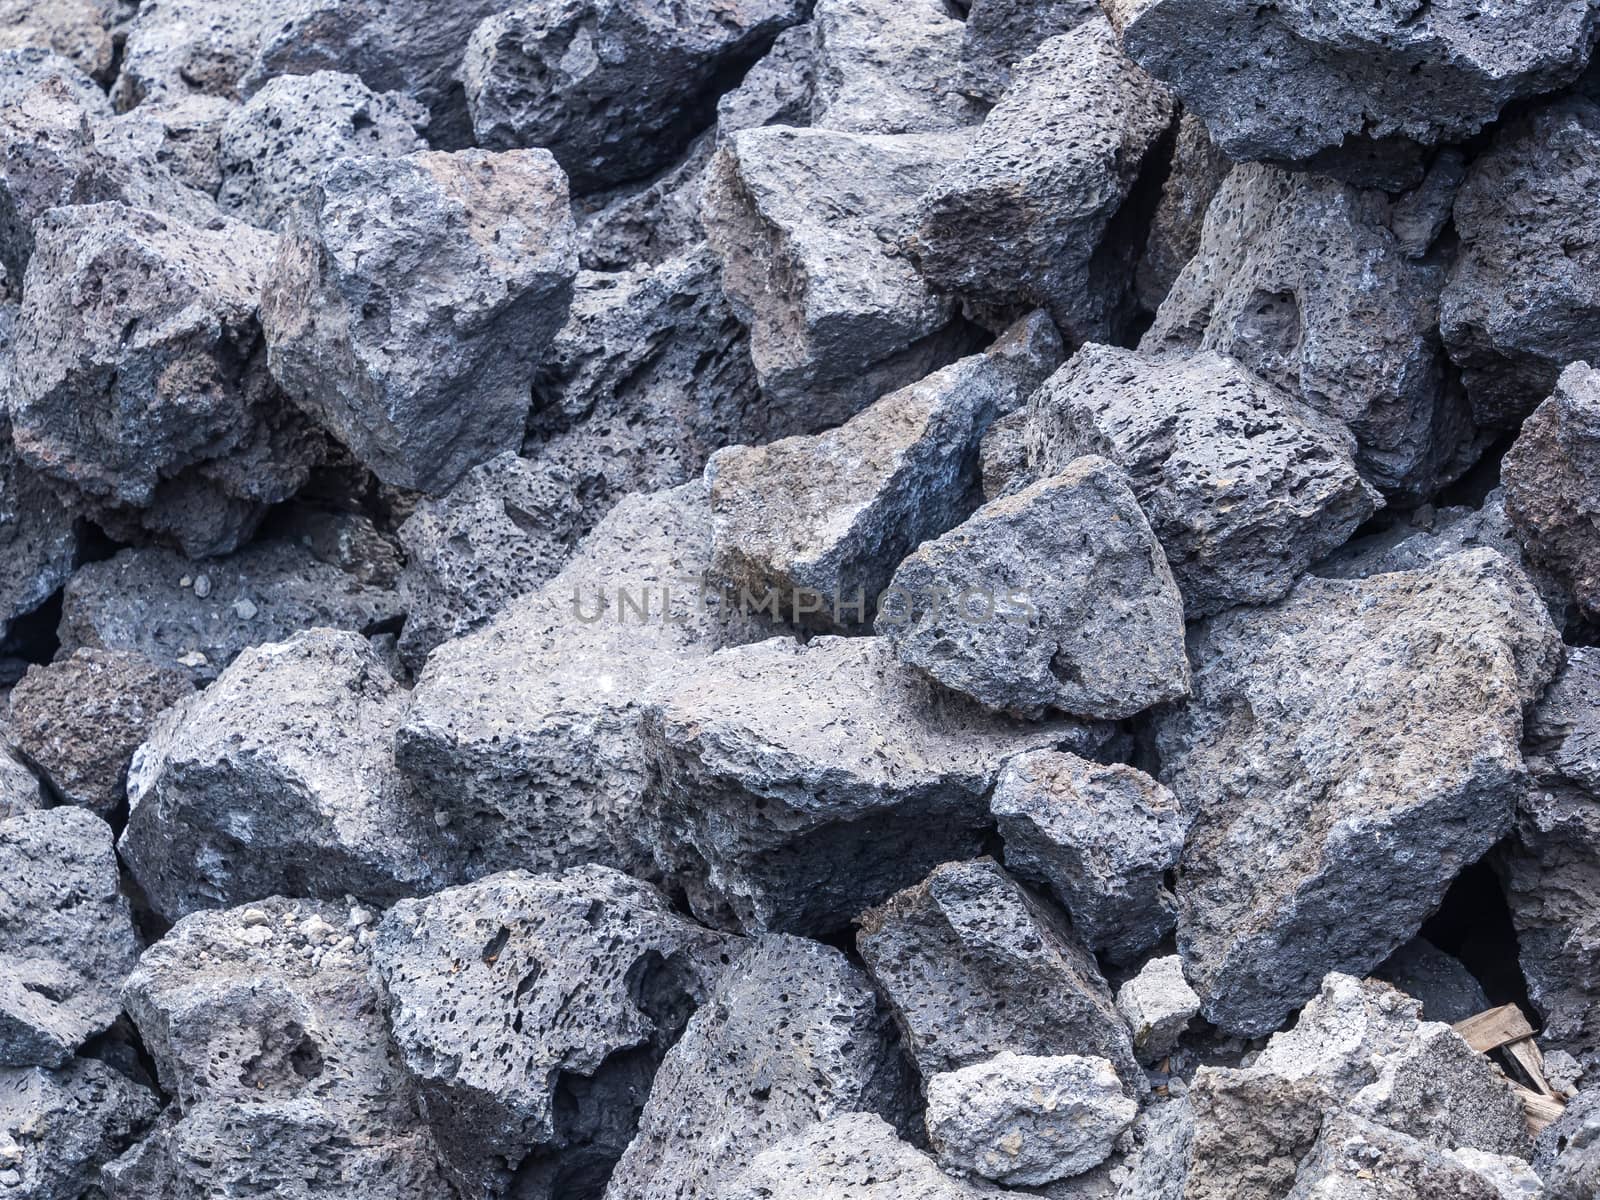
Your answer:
(912, 20), (1173, 344)
(925, 1052), (1136, 1185)
(216, 70), (427, 230)
(706, 313), (1063, 628)
(1372, 939), (1490, 1024)
(96, 93), (237, 198)
(9, 202), (322, 558)
(58, 539), (403, 682)
(715, 22), (815, 142)
(0, 1058), (159, 1200)
(1285, 1113), (1508, 1199)
(261, 148), (577, 494)
(1174, 1066), (1328, 1200)
(1135, 110), (1231, 313)
(0, 808), (139, 1067)
(856, 858), (1141, 1092)
(882, 455), (1191, 721)
(110, 896), (455, 1198)
(720, 1112), (994, 1200)
(957, 0), (1100, 102)
(1143, 163), (1472, 501)
(7, 647), (194, 817)
(573, 135), (714, 271)
(0, 746), (41, 819)
(462, 0), (805, 191)
(111, 0), (297, 109)
(121, 628), (453, 922)
(1533, 1087), (1600, 1200)
(978, 408), (1030, 502)
(992, 750), (1186, 963)
(0, 428), (78, 651)
(1115, 955), (1200, 1065)
(395, 451), (584, 668)
(0, 0), (116, 81)
(1156, 550), (1562, 1036)
(1025, 344), (1380, 616)
(701, 123), (980, 428)
(641, 638), (1103, 935)
(1442, 99), (1600, 424)
(1390, 149), (1467, 260)
(602, 935), (913, 1200)
(1114, 0), (1595, 189)
(810, 0), (978, 135)
(0, 45), (108, 113)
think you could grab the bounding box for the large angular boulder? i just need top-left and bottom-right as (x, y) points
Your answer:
(374, 866), (740, 1195)
(111, 0), (297, 109)
(881, 455), (1191, 720)
(1025, 344), (1380, 616)
(809, 0), (978, 135)
(912, 20), (1173, 344)
(1157, 550), (1563, 1036)
(956, 0), (1100, 102)
(0, 1058), (159, 1200)
(94, 92), (237, 199)
(0, 808), (139, 1067)
(1284, 1114), (1508, 1199)
(641, 638), (1103, 934)
(261, 148), (577, 494)
(601, 935), (913, 1200)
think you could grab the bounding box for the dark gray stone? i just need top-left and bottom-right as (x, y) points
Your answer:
(0, 1058), (159, 1200)
(957, 0), (1100, 102)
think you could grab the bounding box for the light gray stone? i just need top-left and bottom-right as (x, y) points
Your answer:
(0, 1058), (159, 1200)
(111, 0), (297, 109)
(0, 0), (116, 81)
(0, 745), (41, 819)
(1115, 955), (1200, 1065)
(1284, 1113), (1509, 1199)
(810, 0), (979, 134)
(95, 93), (237, 198)
(957, 0), (1100, 102)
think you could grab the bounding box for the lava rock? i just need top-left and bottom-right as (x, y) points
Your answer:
(956, 0), (1100, 102)
(6, 647), (194, 818)
(0, 1058), (159, 1200)
(1285, 1113), (1510, 1199)
(111, 0), (296, 109)
(0, 428), (78, 650)
(1156, 550), (1562, 1036)
(1115, 955), (1200, 1065)
(216, 70), (427, 230)
(121, 628), (453, 922)
(912, 19), (1174, 344)
(1372, 939), (1491, 1024)
(261, 148), (577, 494)
(95, 93), (237, 198)
(1025, 344), (1380, 616)
(882, 454), (1191, 721)
(0, 808), (139, 1067)
(1135, 110), (1231, 313)
(641, 638), (1101, 935)
(0, 0), (116, 81)
(810, 0), (978, 135)
(0, 745), (41, 819)
(706, 312), (1063, 627)
(991, 750), (1186, 963)
(1533, 1086), (1600, 1200)
(701, 123), (979, 428)
(571, 133), (715, 271)
(715, 22), (816, 141)
(977, 408), (1030, 501)
(856, 858), (1141, 1092)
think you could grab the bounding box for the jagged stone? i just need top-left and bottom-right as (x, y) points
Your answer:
(0, 430), (78, 651)
(58, 540), (403, 681)
(462, 0), (804, 190)
(1144, 163), (1472, 501)
(121, 629), (452, 922)
(96, 93), (237, 198)
(913, 20), (1173, 343)
(882, 455), (1190, 721)
(716, 22), (815, 140)
(602, 935), (913, 1200)
(701, 123), (980, 428)
(261, 148), (577, 494)
(957, 0), (1100, 102)
(110, 897), (454, 1198)
(857, 858), (1141, 1092)
(1156, 550), (1562, 1036)
(9, 202), (321, 557)
(0, 45), (107, 113)
(395, 451), (584, 669)
(6, 647), (193, 818)
(642, 639), (1103, 935)
(977, 408), (1029, 501)
(1285, 1113), (1509, 1199)
(0, 808), (139, 1067)
(706, 313), (1063, 627)
(993, 751), (1185, 963)
(1533, 1087), (1600, 1200)
(925, 1052), (1136, 1185)
(1391, 149), (1467, 260)
(1135, 110), (1230, 313)
(1183, 1067), (1329, 1200)
(0, 0), (116, 80)
(0, 1058), (159, 1200)
(0, 745), (41, 819)
(111, 0), (296, 109)
(1113, 0), (1595, 189)
(573, 135), (714, 271)
(810, 0), (978, 134)
(1115, 955), (1200, 1065)
(1027, 345), (1379, 617)
(269, 499), (405, 588)
(373, 865), (741, 1195)
(1372, 939), (1490, 1024)
(216, 70), (427, 230)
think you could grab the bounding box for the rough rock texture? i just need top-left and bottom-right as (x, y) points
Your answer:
(1115, 0), (1596, 188)
(95, 92), (237, 198)
(810, 0), (979, 135)
(261, 148), (578, 494)
(882, 455), (1191, 721)
(462, 0), (806, 190)
(0, 427), (78, 649)
(956, 0), (1100, 102)
(58, 540), (403, 681)
(1144, 163), (1471, 501)
(216, 70), (427, 230)
(373, 866), (741, 1196)
(0, 1058), (160, 1200)
(1372, 938), (1491, 1024)
(706, 313), (1063, 625)
(1534, 1087), (1600, 1200)
(1156, 550), (1562, 1035)
(601, 935), (913, 1200)
(6, 647), (194, 817)
(912, 20), (1174, 344)
(111, 0), (296, 110)
(0, 0), (116, 81)
(924, 1052), (1137, 1185)
(571, 133), (714, 271)
(0, 808), (139, 1067)
(9, 203), (321, 557)
(1026, 344), (1379, 617)
(715, 22), (815, 141)
(121, 629), (452, 922)
(1115, 955), (1200, 1065)
(856, 858), (1141, 1091)
(641, 638), (1102, 935)
(111, 896), (455, 1198)
(1285, 1113), (1509, 1199)
(0, 745), (42, 819)
(1136, 110), (1231, 313)
(992, 750), (1186, 964)
(701, 123), (979, 427)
